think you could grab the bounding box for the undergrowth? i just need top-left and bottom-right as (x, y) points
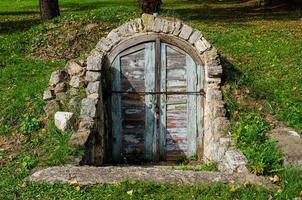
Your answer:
(232, 113), (283, 175)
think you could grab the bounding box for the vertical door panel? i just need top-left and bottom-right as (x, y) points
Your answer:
(144, 42), (156, 160)
(111, 42), (156, 162)
(163, 45), (189, 161)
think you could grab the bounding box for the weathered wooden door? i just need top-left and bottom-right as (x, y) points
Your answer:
(111, 42), (203, 163)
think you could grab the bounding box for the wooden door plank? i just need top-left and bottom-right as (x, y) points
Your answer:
(111, 56), (122, 162)
(197, 64), (204, 143)
(159, 43), (167, 160)
(144, 42), (156, 161)
(186, 55), (197, 157)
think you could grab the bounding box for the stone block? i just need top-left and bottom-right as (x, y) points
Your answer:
(49, 70), (67, 86)
(213, 103), (226, 118)
(80, 98), (98, 118)
(70, 129), (91, 146)
(142, 14), (155, 31)
(153, 18), (164, 33)
(172, 21), (182, 36)
(131, 18), (144, 32)
(54, 82), (67, 94)
(96, 38), (112, 52)
(179, 24), (193, 40)
(87, 50), (104, 71)
(162, 20), (176, 34)
(69, 76), (82, 88)
(56, 92), (67, 104)
(54, 112), (75, 132)
(107, 30), (121, 45)
(188, 30), (202, 44)
(86, 81), (101, 95)
(65, 60), (83, 76)
(219, 149), (248, 173)
(44, 100), (60, 118)
(78, 116), (95, 131)
(43, 89), (54, 101)
(207, 65), (223, 78)
(195, 37), (211, 53)
(85, 71), (101, 82)
(213, 117), (229, 138)
(116, 23), (134, 37)
(206, 87), (222, 101)
(68, 97), (80, 109)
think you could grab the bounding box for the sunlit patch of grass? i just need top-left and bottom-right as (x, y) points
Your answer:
(176, 162), (218, 172)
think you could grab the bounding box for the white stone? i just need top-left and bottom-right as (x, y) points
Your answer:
(219, 149), (248, 173)
(288, 130), (300, 138)
(54, 112), (75, 132)
(43, 89), (54, 101)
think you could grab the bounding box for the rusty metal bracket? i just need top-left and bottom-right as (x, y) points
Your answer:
(111, 89), (205, 96)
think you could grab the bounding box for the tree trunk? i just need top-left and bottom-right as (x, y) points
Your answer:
(258, 0), (273, 6)
(141, 0), (162, 14)
(39, 0), (60, 21)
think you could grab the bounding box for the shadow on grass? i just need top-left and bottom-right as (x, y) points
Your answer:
(163, 0), (302, 22)
(0, 18), (41, 34)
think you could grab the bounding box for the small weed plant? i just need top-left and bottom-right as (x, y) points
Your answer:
(19, 115), (41, 134)
(232, 113), (283, 175)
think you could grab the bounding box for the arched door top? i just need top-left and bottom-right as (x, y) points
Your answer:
(76, 14), (231, 167)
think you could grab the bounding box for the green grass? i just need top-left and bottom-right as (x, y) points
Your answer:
(232, 113), (283, 175)
(1, 0), (302, 199)
(176, 162), (218, 172)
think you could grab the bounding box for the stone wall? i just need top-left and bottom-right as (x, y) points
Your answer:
(43, 14), (247, 172)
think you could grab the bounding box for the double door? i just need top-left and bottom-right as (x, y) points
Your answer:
(110, 41), (203, 162)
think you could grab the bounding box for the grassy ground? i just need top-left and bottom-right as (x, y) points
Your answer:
(0, 0), (302, 199)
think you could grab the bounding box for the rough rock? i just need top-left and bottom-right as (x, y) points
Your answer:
(188, 30), (202, 44)
(54, 112), (75, 132)
(43, 89), (54, 101)
(28, 166), (275, 189)
(68, 97), (79, 109)
(270, 128), (302, 166)
(69, 76), (82, 88)
(219, 149), (248, 174)
(86, 81), (101, 95)
(195, 38), (211, 53)
(70, 129), (91, 146)
(65, 60), (83, 76)
(54, 82), (67, 94)
(44, 100), (60, 117)
(87, 50), (104, 71)
(80, 98), (98, 118)
(55, 92), (67, 104)
(179, 24), (193, 40)
(85, 71), (101, 82)
(49, 70), (66, 86)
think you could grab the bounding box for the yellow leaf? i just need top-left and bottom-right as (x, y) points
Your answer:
(75, 185), (80, 192)
(127, 190), (133, 195)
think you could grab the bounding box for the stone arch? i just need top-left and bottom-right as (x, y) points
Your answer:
(70, 14), (242, 169)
